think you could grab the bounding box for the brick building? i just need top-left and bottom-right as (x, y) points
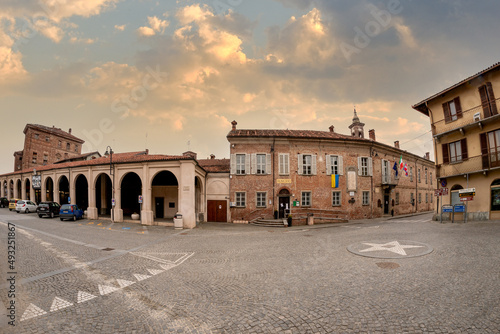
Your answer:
(227, 112), (436, 224)
(14, 124), (84, 172)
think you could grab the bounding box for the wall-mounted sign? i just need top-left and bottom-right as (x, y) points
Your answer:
(138, 195), (143, 204)
(277, 179), (292, 184)
(32, 175), (41, 190)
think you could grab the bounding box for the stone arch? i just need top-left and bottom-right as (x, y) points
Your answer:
(75, 174), (89, 210)
(45, 177), (54, 202)
(58, 175), (70, 205)
(25, 178), (31, 200)
(94, 173), (112, 217)
(151, 170), (178, 220)
(490, 179), (500, 212)
(121, 172), (142, 218)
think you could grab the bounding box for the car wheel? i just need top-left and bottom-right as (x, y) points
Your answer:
(26, 208), (30, 213)
(73, 215), (77, 221)
(38, 214), (42, 218)
(50, 212), (54, 218)
(60, 218), (64, 221)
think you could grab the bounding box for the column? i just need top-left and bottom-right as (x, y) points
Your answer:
(87, 168), (98, 219)
(0, 180), (4, 198)
(114, 186), (123, 222)
(41, 177), (47, 202)
(21, 178), (26, 200)
(141, 164), (154, 226)
(70, 174), (76, 205)
(179, 161), (196, 229)
(54, 176), (60, 204)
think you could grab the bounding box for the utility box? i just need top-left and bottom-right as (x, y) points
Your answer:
(174, 213), (183, 229)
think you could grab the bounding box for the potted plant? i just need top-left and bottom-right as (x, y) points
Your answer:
(287, 214), (292, 227)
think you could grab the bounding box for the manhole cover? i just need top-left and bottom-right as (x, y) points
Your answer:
(347, 240), (433, 259)
(102, 248), (114, 251)
(376, 262), (400, 269)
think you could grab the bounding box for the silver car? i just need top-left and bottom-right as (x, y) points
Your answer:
(15, 200), (38, 213)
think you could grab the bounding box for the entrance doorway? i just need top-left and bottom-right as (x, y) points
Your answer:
(384, 190), (390, 215)
(155, 197), (164, 218)
(278, 189), (291, 219)
(207, 200), (227, 222)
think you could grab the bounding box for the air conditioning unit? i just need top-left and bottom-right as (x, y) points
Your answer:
(473, 112), (481, 122)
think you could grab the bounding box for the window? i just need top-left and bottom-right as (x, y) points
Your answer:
(431, 194), (433, 203)
(430, 172), (433, 185)
(362, 191), (369, 205)
(302, 155), (312, 175)
(358, 157), (372, 176)
(479, 82), (497, 118)
(256, 192), (266, 208)
(58, 141), (62, 148)
(426, 193), (428, 203)
(236, 154), (246, 175)
(443, 139), (468, 164)
(235, 192), (246, 207)
(327, 155), (341, 175)
(34, 133), (39, 139)
(279, 154), (289, 175)
(75, 145), (79, 153)
(418, 193), (422, 204)
(442, 97), (462, 123)
(382, 159), (391, 183)
(332, 191), (341, 206)
(45, 136), (50, 142)
(411, 192), (414, 204)
(418, 169), (421, 183)
(410, 167), (413, 182)
(302, 191), (311, 207)
(425, 169), (428, 184)
(43, 155), (48, 165)
(486, 129), (500, 168)
(395, 192), (400, 205)
(491, 179), (500, 211)
(66, 143), (71, 150)
(32, 152), (37, 164)
(256, 154), (266, 174)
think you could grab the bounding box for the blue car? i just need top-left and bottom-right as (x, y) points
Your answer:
(59, 204), (84, 221)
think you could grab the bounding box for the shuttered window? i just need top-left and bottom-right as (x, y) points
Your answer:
(479, 82), (498, 118)
(279, 154), (289, 175)
(444, 139), (468, 164)
(442, 97), (463, 123)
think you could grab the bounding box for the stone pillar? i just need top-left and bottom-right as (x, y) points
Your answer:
(70, 176), (76, 205)
(54, 177), (60, 204)
(87, 168), (98, 219)
(141, 164), (154, 226)
(114, 187), (123, 222)
(13, 180), (18, 199)
(29, 181), (35, 202)
(179, 161), (196, 229)
(41, 177), (47, 202)
(0, 180), (4, 198)
(21, 179), (26, 200)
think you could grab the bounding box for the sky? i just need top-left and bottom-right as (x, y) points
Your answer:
(1, 0), (500, 174)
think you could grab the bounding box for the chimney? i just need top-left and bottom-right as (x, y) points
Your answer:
(329, 125), (334, 133)
(368, 129), (376, 141)
(394, 141), (400, 149)
(145, 149), (149, 155)
(69, 128), (72, 134)
(210, 154), (215, 160)
(425, 152), (430, 160)
(231, 120), (237, 131)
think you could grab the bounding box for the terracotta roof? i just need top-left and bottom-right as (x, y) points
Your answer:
(412, 62), (500, 115)
(227, 129), (353, 140)
(24, 124), (85, 144)
(197, 158), (230, 173)
(54, 151), (101, 164)
(0, 151), (193, 177)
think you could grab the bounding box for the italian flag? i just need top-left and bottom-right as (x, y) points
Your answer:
(399, 155), (403, 170)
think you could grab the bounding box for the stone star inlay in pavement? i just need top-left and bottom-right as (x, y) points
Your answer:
(359, 241), (424, 256)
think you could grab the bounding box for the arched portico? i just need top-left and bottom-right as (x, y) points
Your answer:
(93, 173), (112, 218)
(24, 178), (31, 200)
(44, 177), (54, 202)
(75, 174), (89, 210)
(116, 172), (142, 222)
(151, 170), (179, 222)
(15, 179), (21, 199)
(58, 175), (70, 205)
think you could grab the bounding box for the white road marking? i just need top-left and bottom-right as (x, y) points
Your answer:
(77, 291), (97, 303)
(50, 297), (73, 312)
(20, 304), (47, 321)
(98, 284), (120, 295)
(134, 274), (152, 281)
(147, 269), (164, 276)
(116, 279), (136, 288)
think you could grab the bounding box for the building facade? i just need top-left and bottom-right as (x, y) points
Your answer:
(227, 114), (435, 224)
(413, 62), (500, 220)
(14, 124), (84, 171)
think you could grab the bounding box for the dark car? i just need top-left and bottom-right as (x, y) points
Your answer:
(37, 201), (61, 218)
(0, 197), (8, 208)
(59, 204), (84, 221)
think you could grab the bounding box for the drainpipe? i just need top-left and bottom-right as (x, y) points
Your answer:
(272, 137), (276, 216)
(370, 144), (374, 219)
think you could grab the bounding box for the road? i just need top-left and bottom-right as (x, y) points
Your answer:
(0, 209), (499, 333)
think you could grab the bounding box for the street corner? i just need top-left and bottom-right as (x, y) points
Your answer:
(347, 240), (433, 259)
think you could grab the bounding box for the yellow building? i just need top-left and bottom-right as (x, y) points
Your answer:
(413, 63), (500, 220)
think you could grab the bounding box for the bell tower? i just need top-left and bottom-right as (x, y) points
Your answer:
(348, 108), (365, 138)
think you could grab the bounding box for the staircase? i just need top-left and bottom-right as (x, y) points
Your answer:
(250, 219), (287, 227)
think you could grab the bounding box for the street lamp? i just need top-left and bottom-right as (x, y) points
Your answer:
(104, 146), (115, 223)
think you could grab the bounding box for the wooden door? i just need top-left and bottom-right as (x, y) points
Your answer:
(208, 200), (227, 222)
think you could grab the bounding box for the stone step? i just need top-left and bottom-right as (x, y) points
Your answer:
(251, 219), (287, 227)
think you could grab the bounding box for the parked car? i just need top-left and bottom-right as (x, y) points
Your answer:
(9, 199), (21, 211)
(0, 197), (9, 208)
(59, 204), (84, 221)
(37, 201), (61, 218)
(15, 200), (38, 213)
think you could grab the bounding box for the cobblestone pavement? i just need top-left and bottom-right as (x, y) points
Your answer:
(1, 209), (499, 333)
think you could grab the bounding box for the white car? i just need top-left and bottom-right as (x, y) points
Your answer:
(15, 200), (38, 213)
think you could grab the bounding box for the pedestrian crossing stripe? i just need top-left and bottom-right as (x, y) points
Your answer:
(77, 291), (97, 303)
(147, 268), (164, 275)
(134, 274), (151, 281)
(116, 279), (135, 288)
(20, 303), (47, 321)
(50, 297), (73, 312)
(98, 284), (120, 295)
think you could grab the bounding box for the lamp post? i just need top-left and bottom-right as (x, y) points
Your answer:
(105, 146), (114, 223)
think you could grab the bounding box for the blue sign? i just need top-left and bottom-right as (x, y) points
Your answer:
(442, 206), (453, 213)
(454, 205), (465, 213)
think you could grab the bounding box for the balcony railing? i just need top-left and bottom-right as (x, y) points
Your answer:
(431, 98), (500, 137)
(437, 154), (500, 178)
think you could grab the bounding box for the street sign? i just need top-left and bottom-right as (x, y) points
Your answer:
(293, 201), (300, 207)
(434, 188), (449, 196)
(460, 196), (473, 201)
(138, 195), (143, 204)
(459, 188), (476, 197)
(454, 205), (466, 213)
(112, 198), (116, 207)
(442, 206), (453, 213)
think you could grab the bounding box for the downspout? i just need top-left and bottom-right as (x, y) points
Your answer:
(272, 137), (276, 216)
(370, 144), (374, 219)
(427, 101), (439, 213)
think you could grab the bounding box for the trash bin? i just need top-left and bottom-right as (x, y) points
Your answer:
(307, 213), (314, 225)
(173, 213), (183, 229)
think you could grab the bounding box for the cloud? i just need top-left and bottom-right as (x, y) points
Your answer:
(114, 24), (126, 31)
(137, 16), (169, 36)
